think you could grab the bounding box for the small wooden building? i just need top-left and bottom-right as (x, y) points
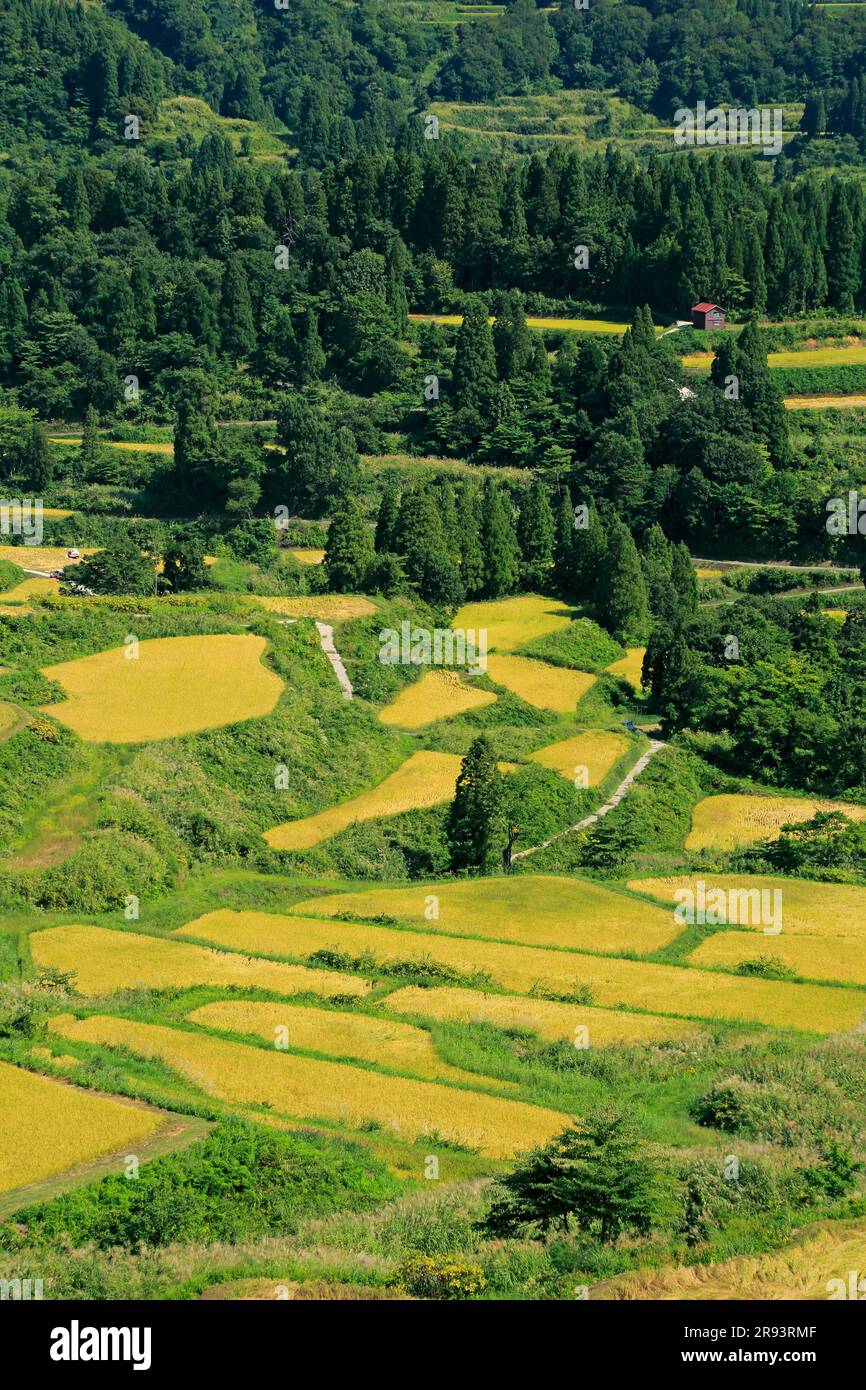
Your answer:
(691, 301), (725, 330)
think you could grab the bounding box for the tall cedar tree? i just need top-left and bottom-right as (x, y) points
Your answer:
(324, 496), (374, 591)
(446, 735), (503, 873)
(596, 516), (648, 642)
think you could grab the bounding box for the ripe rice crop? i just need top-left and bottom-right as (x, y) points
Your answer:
(822, 608), (847, 621)
(0, 1059), (162, 1194)
(287, 549), (325, 566)
(682, 346), (866, 370)
(174, 909), (861, 1031)
(686, 794), (866, 851)
(605, 647), (646, 692)
(254, 595), (376, 620)
(485, 653), (596, 712)
(263, 751), (465, 850)
(696, 567), (723, 580)
(49, 1016), (568, 1159)
(408, 313), (632, 335)
(630, 876), (866, 938)
(291, 874), (678, 953)
(451, 595), (575, 651)
(529, 730), (629, 783)
(186, 1000), (487, 1086)
(41, 633), (284, 743)
(0, 577), (57, 606)
(30, 924), (371, 999)
(690, 932), (866, 986)
(380, 985), (695, 1045)
(378, 670), (496, 728)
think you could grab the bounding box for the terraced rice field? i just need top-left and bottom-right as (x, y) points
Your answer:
(630, 876), (866, 938)
(784, 395), (866, 409)
(822, 608), (848, 621)
(378, 670), (496, 728)
(49, 436), (175, 455)
(186, 1000), (487, 1086)
(686, 794), (866, 851)
(30, 924), (371, 999)
(287, 549), (325, 566)
(595, 1220), (866, 1301)
(529, 730), (630, 783)
(173, 909), (864, 1031)
(0, 545), (95, 570)
(408, 314), (634, 335)
(690, 932), (866, 986)
(605, 647), (646, 692)
(290, 874), (678, 953)
(0, 576), (57, 605)
(683, 346), (866, 370)
(381, 985), (696, 1046)
(486, 653), (595, 712)
(41, 633), (284, 743)
(0, 1060), (162, 1193)
(451, 595), (576, 651)
(263, 751), (465, 850)
(254, 595), (376, 620)
(49, 1015), (568, 1159)
(695, 568), (724, 580)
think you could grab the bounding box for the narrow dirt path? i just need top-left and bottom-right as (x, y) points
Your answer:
(513, 739), (667, 862)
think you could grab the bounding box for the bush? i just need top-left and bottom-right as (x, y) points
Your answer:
(4, 1119), (396, 1251)
(399, 1253), (486, 1300)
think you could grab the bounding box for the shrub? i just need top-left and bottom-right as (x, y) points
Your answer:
(399, 1253), (486, 1300)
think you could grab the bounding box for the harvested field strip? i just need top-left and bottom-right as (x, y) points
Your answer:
(690, 932), (866, 986)
(594, 1220), (866, 1301)
(629, 876), (866, 938)
(380, 985), (696, 1046)
(528, 730), (630, 783)
(41, 633), (284, 743)
(29, 924), (371, 998)
(0, 1059), (162, 1194)
(254, 595), (376, 620)
(290, 874), (679, 953)
(49, 1015), (569, 1159)
(0, 545), (95, 570)
(686, 794), (866, 850)
(186, 999), (491, 1087)
(378, 669), (496, 728)
(451, 595), (576, 651)
(263, 751), (465, 850)
(486, 653), (596, 712)
(605, 647), (646, 692)
(174, 910), (865, 1032)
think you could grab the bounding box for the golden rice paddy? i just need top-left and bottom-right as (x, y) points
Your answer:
(291, 874), (678, 953)
(378, 670), (496, 728)
(30, 924), (371, 999)
(784, 394), (866, 409)
(254, 595), (376, 620)
(683, 346), (866, 370)
(605, 647), (646, 693)
(529, 730), (630, 783)
(381, 985), (695, 1045)
(0, 545), (95, 570)
(690, 932), (866, 987)
(695, 567), (724, 580)
(287, 548), (326, 566)
(630, 876), (866, 938)
(50, 436), (175, 455)
(486, 653), (596, 712)
(822, 608), (847, 621)
(40, 633), (284, 743)
(0, 576), (57, 605)
(49, 1015), (568, 1159)
(263, 751), (464, 850)
(451, 595), (575, 651)
(0, 1059), (162, 1193)
(408, 313), (632, 335)
(686, 794), (866, 851)
(174, 909), (862, 1031)
(186, 999), (487, 1086)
